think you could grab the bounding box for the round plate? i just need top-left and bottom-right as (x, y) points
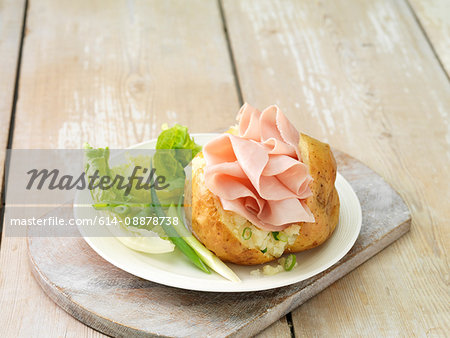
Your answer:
(75, 133), (362, 292)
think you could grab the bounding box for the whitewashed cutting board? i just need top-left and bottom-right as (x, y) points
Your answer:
(27, 150), (411, 337)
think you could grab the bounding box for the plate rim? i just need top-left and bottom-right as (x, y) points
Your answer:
(75, 133), (362, 292)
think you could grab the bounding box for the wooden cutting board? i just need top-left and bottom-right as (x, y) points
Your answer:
(27, 150), (411, 337)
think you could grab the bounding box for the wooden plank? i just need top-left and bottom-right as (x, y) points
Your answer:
(222, 0), (450, 336)
(0, 0), (26, 204)
(409, 0), (450, 76)
(0, 0), (242, 336)
(255, 317), (291, 338)
(26, 149), (411, 337)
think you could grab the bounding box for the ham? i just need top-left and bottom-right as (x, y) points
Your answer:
(203, 103), (314, 231)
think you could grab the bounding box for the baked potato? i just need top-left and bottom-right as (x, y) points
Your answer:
(286, 134), (339, 253)
(187, 133), (339, 265)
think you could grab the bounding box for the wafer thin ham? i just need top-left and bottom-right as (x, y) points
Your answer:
(203, 103), (314, 231)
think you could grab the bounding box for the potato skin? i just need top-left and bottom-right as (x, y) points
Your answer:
(286, 134), (340, 252)
(189, 133), (339, 265)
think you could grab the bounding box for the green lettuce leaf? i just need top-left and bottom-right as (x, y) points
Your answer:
(83, 124), (201, 217)
(83, 144), (120, 204)
(156, 124), (201, 168)
(152, 124), (201, 204)
(83, 144), (153, 229)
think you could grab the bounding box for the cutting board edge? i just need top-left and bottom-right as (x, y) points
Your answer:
(27, 238), (157, 338)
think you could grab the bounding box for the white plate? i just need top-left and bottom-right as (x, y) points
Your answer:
(75, 133), (362, 292)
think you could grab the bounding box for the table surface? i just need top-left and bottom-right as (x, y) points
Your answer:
(0, 0), (448, 337)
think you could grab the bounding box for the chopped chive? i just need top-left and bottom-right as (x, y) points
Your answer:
(242, 227), (252, 240)
(278, 233), (288, 242)
(284, 254), (296, 271)
(261, 248), (267, 254)
(272, 231), (288, 242)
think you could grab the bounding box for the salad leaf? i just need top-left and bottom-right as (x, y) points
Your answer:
(83, 144), (119, 204)
(84, 144), (153, 227)
(156, 124), (201, 168)
(84, 144), (147, 206)
(153, 124), (201, 204)
(111, 154), (151, 204)
(83, 144), (173, 252)
(152, 149), (185, 204)
(83, 126), (241, 280)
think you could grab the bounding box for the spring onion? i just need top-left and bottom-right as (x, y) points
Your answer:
(92, 203), (109, 210)
(261, 248), (267, 254)
(284, 254), (296, 271)
(272, 231), (288, 242)
(149, 165), (210, 274)
(242, 227), (252, 240)
(168, 203), (240, 282)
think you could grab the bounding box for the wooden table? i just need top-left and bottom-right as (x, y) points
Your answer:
(0, 0), (448, 336)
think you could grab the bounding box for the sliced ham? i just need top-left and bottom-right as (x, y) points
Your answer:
(203, 103), (314, 231)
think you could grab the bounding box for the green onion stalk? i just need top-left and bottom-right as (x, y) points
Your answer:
(149, 165), (210, 274)
(168, 201), (240, 282)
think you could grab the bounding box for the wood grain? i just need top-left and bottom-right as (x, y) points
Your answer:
(409, 0), (450, 76)
(0, 0), (240, 336)
(0, 0), (25, 204)
(27, 150), (411, 337)
(256, 316), (291, 338)
(222, 0), (450, 336)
